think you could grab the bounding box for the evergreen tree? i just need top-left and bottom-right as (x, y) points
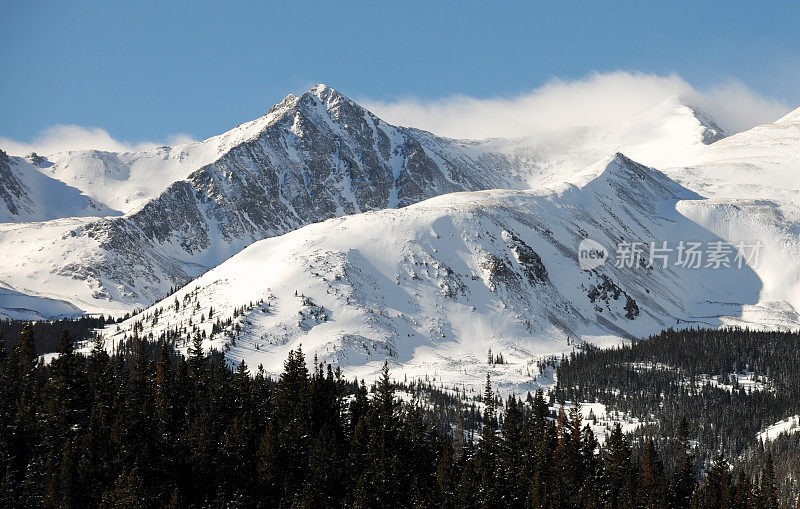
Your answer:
(670, 417), (698, 508)
(755, 452), (778, 509)
(500, 396), (525, 506)
(578, 424), (602, 508)
(348, 378), (368, 432)
(257, 346), (310, 503)
(708, 454), (733, 509)
(6, 324), (41, 501)
(731, 470), (752, 509)
(638, 438), (667, 509)
(525, 390), (555, 508)
(47, 330), (88, 439)
(604, 422), (637, 509)
(474, 374), (500, 508)
(354, 360), (402, 507)
(436, 436), (458, 509)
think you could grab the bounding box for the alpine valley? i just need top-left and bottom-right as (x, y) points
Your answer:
(3, 84), (800, 391)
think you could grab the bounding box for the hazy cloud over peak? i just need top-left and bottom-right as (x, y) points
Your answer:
(0, 125), (196, 157)
(1, 72), (791, 156)
(360, 72), (791, 140)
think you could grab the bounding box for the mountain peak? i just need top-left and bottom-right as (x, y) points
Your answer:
(776, 105), (800, 124)
(300, 83), (355, 110)
(566, 152), (697, 205)
(308, 83), (334, 97)
(654, 95), (725, 143)
(589, 152), (656, 184)
(265, 84), (351, 120)
(266, 92), (301, 116)
(600, 152), (673, 184)
(570, 152), (648, 184)
(290, 83), (373, 128)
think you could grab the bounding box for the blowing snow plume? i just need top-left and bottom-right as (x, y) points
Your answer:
(361, 71), (791, 139)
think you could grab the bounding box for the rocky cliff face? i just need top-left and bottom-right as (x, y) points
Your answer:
(123, 85), (520, 247)
(0, 150), (29, 219)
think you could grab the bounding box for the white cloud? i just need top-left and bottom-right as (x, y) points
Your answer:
(0, 125), (197, 157)
(360, 71), (792, 139)
(1, 73), (790, 156)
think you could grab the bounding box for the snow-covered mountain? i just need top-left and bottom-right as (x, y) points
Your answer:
(0, 85), (537, 318)
(101, 154), (771, 391)
(478, 95), (725, 189)
(95, 102), (800, 391)
(2, 85), (725, 320)
(4, 82), (800, 391)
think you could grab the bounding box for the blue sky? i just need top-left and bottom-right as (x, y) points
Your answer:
(2, 1), (799, 148)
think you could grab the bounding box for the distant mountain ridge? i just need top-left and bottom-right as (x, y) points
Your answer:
(0, 150), (114, 222)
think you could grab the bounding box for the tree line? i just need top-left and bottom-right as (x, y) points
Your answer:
(0, 316), (108, 354)
(0, 325), (793, 507)
(555, 327), (800, 506)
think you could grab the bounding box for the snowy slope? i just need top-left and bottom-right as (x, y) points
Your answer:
(0, 150), (114, 222)
(661, 108), (800, 328)
(757, 415), (800, 442)
(28, 111), (283, 215)
(478, 95), (725, 189)
(102, 155), (771, 391)
(671, 105), (800, 204)
(0, 283), (82, 321)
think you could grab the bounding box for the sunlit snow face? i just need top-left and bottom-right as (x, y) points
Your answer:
(578, 238), (608, 270)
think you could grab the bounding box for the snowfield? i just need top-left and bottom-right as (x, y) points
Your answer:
(757, 415), (800, 443)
